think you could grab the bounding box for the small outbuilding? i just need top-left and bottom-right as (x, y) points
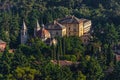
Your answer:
(0, 39), (6, 52)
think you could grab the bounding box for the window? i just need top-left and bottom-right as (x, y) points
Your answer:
(69, 27), (70, 30)
(56, 32), (59, 35)
(74, 28), (76, 32)
(69, 32), (70, 35)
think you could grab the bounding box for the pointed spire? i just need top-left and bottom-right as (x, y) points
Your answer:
(36, 20), (40, 30)
(37, 20), (40, 28)
(22, 20), (27, 30)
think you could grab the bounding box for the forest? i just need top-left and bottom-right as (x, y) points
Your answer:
(0, 0), (120, 80)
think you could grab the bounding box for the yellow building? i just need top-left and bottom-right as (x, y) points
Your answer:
(80, 19), (92, 44)
(45, 16), (91, 39)
(80, 18), (92, 34)
(57, 16), (84, 37)
(45, 21), (66, 38)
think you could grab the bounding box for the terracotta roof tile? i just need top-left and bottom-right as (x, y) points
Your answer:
(36, 27), (51, 38)
(51, 60), (79, 66)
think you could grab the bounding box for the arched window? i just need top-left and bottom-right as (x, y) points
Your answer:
(69, 27), (70, 30)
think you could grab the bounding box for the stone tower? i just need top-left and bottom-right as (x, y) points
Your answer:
(21, 21), (28, 44)
(34, 20), (41, 37)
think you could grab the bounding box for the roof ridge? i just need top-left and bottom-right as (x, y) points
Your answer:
(0, 39), (6, 43)
(57, 15), (72, 21)
(54, 22), (66, 29)
(22, 20), (27, 30)
(73, 16), (80, 22)
(57, 15), (82, 23)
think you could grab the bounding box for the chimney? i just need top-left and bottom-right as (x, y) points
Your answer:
(54, 20), (57, 24)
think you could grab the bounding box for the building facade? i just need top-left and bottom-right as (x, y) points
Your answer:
(58, 16), (84, 37)
(45, 21), (66, 38)
(80, 18), (92, 34)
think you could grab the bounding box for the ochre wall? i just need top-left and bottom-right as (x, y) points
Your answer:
(48, 28), (66, 38)
(62, 22), (84, 37)
(79, 22), (83, 37)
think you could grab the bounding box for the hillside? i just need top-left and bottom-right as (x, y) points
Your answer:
(0, 0), (120, 80)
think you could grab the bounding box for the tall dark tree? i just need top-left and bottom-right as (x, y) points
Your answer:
(9, 14), (20, 48)
(0, 46), (13, 77)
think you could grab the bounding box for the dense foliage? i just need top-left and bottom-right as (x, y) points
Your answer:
(0, 0), (120, 80)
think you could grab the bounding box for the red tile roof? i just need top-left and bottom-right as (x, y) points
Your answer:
(51, 60), (79, 66)
(36, 27), (51, 38)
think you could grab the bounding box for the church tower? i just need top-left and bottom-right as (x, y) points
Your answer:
(34, 20), (41, 37)
(21, 21), (28, 44)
